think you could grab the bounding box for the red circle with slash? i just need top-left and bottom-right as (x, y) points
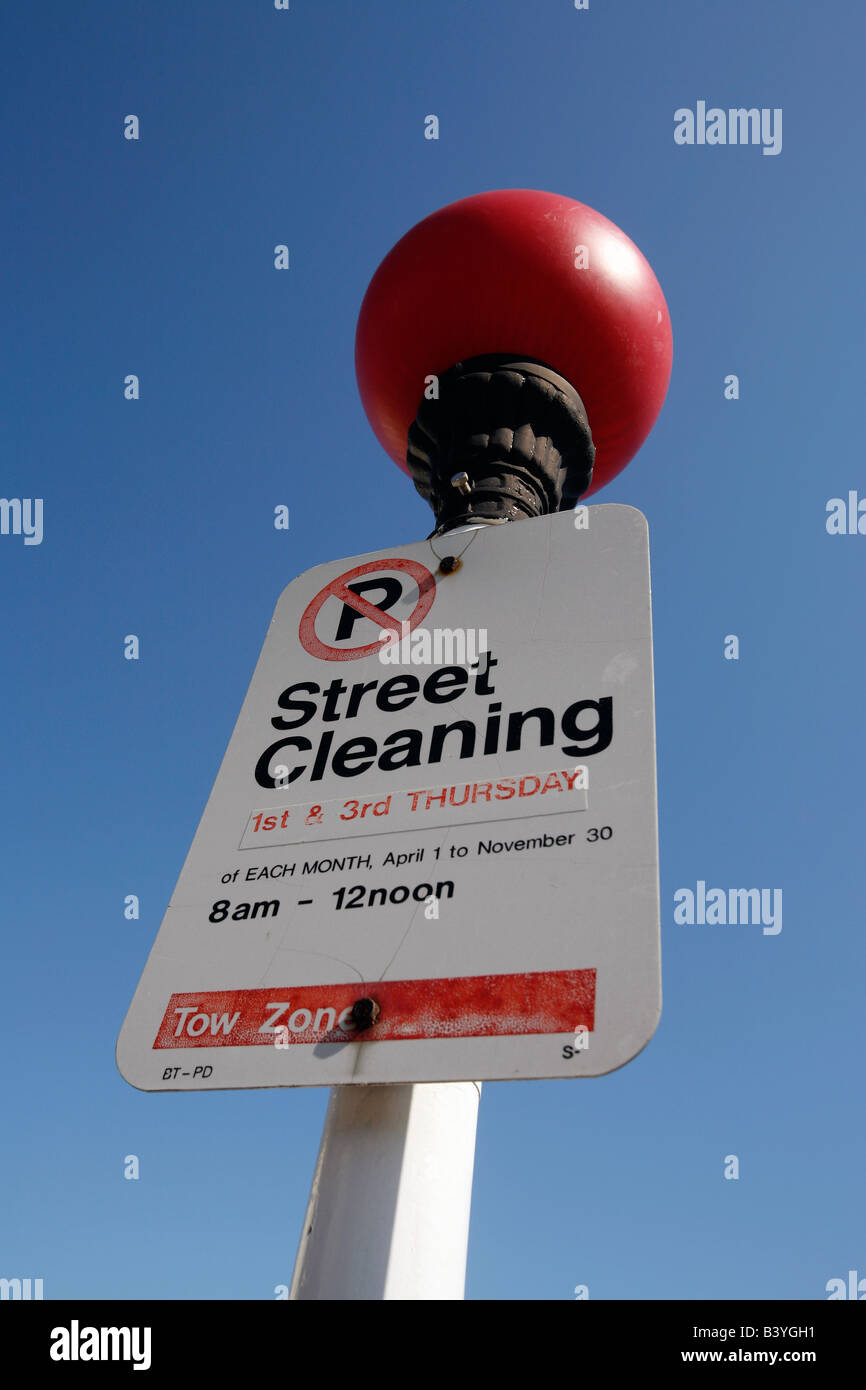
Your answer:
(299, 558), (437, 661)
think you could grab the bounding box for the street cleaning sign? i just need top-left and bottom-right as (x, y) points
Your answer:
(116, 504), (660, 1090)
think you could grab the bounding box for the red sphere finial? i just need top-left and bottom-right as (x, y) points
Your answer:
(355, 189), (672, 499)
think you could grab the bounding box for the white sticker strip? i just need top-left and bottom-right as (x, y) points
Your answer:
(239, 765), (589, 849)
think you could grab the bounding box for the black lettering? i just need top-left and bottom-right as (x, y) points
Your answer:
(332, 736), (377, 777)
(472, 649), (498, 694)
(320, 679), (348, 721)
(335, 578), (403, 640)
(423, 667), (467, 703)
(272, 681), (320, 730)
(255, 737), (310, 789)
(377, 675), (420, 712)
(505, 706), (555, 752)
(483, 702), (502, 753)
(378, 728), (423, 770)
(561, 697), (613, 756)
(310, 729), (335, 782)
(344, 680), (378, 718)
(428, 720), (476, 763)
(251, 900), (280, 918)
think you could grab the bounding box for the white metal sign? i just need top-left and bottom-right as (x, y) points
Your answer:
(117, 505), (660, 1089)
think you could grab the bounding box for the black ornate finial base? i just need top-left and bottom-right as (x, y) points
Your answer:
(406, 354), (596, 536)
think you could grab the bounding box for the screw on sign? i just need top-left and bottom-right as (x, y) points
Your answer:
(298, 558), (436, 661)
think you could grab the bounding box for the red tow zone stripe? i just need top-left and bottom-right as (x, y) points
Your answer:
(154, 968), (596, 1048)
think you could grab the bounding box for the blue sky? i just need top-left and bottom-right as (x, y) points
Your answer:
(1, 0), (864, 1300)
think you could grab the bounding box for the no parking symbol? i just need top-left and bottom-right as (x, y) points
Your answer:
(298, 558), (436, 661)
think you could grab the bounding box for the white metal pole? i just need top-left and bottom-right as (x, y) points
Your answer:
(290, 1081), (481, 1300)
